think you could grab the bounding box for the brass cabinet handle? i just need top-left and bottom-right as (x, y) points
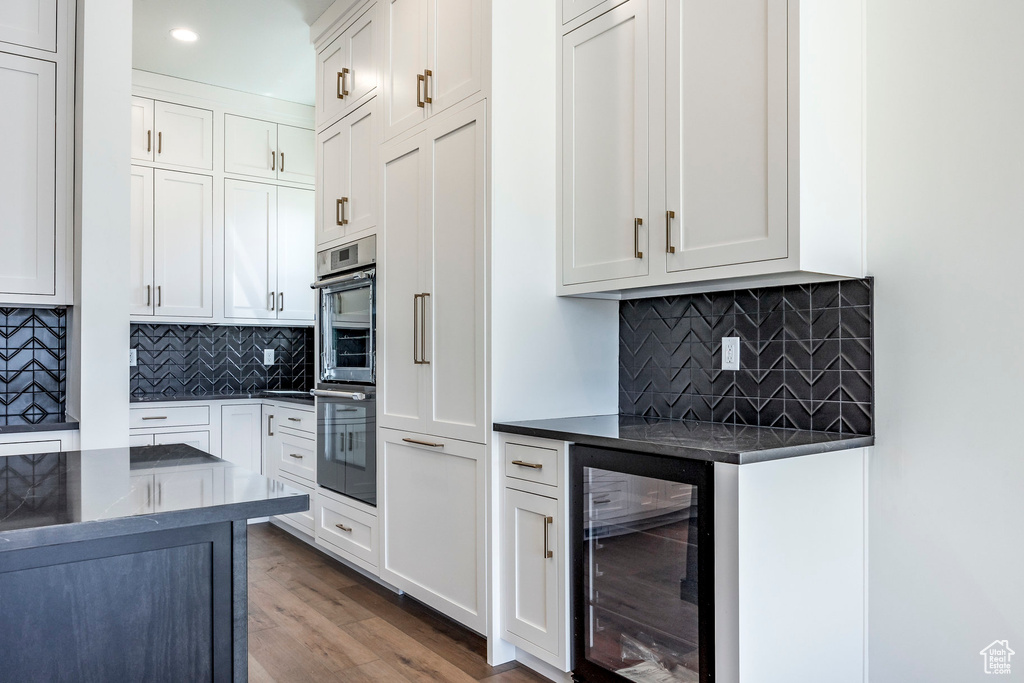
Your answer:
(278, 292), (284, 311)
(157, 131), (162, 154)
(402, 437), (444, 448)
(288, 453), (304, 459)
(416, 72), (425, 108)
(146, 284), (151, 306)
(156, 285), (162, 307)
(423, 69), (432, 104)
(141, 416), (167, 420)
(634, 218), (643, 259)
(269, 292), (276, 311)
(335, 523), (352, 532)
(420, 293), (430, 365)
(147, 130), (152, 153)
(512, 460), (543, 469)
(666, 210), (676, 254)
(337, 70), (346, 100)
(267, 415), (274, 436)
(340, 67), (350, 98)
(272, 151), (276, 171)
(336, 197), (349, 226)
(287, 417), (301, 422)
(543, 516), (553, 559)
(280, 152), (285, 172)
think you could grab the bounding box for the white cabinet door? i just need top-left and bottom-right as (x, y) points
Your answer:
(224, 179), (277, 320)
(427, 0), (482, 115)
(129, 433), (155, 447)
(224, 114), (277, 180)
(318, 4), (378, 127)
(0, 52), (56, 297)
(277, 124), (316, 185)
(0, 439), (61, 457)
(665, 0), (788, 273)
(561, 0), (649, 285)
(562, 0), (608, 25)
(379, 429), (486, 632)
(0, 0), (57, 52)
(276, 187), (316, 323)
(130, 473), (155, 514)
(504, 488), (561, 657)
(317, 99), (376, 246)
(220, 404), (263, 473)
(129, 165), (155, 316)
(153, 170), (214, 318)
(153, 430), (211, 452)
(154, 467), (216, 511)
(384, 0), (428, 139)
(130, 96), (155, 162)
(424, 103), (486, 443)
(154, 101), (214, 170)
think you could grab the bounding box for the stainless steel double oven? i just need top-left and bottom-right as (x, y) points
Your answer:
(312, 236), (377, 506)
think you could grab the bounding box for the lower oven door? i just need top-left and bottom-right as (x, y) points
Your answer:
(319, 273), (375, 384)
(315, 386), (376, 506)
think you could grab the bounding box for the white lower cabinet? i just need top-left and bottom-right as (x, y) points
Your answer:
(274, 474), (316, 536)
(379, 427), (486, 632)
(152, 430), (211, 452)
(0, 432), (76, 457)
(220, 404), (263, 473)
(130, 467), (219, 514)
(315, 489), (379, 572)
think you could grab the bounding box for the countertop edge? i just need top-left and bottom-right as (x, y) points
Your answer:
(130, 394), (314, 407)
(0, 421), (81, 435)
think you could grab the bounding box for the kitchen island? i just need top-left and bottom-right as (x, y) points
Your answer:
(0, 444), (308, 683)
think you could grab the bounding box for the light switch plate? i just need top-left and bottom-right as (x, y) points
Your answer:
(263, 349), (275, 365)
(129, 349), (137, 367)
(722, 337), (740, 371)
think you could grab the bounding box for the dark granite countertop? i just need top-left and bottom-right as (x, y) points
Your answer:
(493, 415), (874, 465)
(131, 391), (314, 407)
(0, 418), (80, 435)
(0, 444), (308, 551)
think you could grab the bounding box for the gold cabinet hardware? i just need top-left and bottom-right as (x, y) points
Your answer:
(634, 218), (643, 259)
(339, 67), (350, 99)
(402, 437), (444, 448)
(423, 69), (432, 104)
(269, 292), (276, 311)
(156, 285), (162, 307)
(288, 453), (304, 459)
(146, 284), (151, 307)
(336, 197), (349, 226)
(666, 210), (676, 253)
(157, 131), (162, 154)
(278, 292), (284, 311)
(280, 152), (285, 172)
(335, 523), (352, 532)
(272, 151), (276, 171)
(416, 72), (425, 108)
(420, 293), (430, 365)
(511, 460), (543, 469)
(287, 417), (301, 423)
(543, 516), (554, 559)
(147, 130), (152, 153)
(141, 416), (167, 421)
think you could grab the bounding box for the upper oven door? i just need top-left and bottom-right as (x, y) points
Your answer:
(319, 272), (375, 384)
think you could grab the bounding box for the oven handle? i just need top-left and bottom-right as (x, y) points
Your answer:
(311, 269), (375, 289)
(312, 389), (369, 401)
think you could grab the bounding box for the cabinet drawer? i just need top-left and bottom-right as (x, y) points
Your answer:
(315, 493), (378, 568)
(505, 442), (559, 488)
(273, 431), (316, 484)
(130, 405), (210, 429)
(275, 474), (315, 535)
(270, 404), (315, 435)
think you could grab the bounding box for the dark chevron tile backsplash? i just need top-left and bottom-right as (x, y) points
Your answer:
(619, 279), (874, 435)
(131, 324), (314, 399)
(0, 308), (67, 426)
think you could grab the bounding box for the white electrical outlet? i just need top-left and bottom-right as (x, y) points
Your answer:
(722, 337), (740, 371)
(263, 349), (275, 365)
(129, 349), (137, 367)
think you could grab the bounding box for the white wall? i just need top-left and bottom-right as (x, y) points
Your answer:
(69, 0), (133, 448)
(867, 2), (1024, 679)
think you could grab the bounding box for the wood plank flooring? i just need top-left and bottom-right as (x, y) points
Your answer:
(247, 522), (547, 683)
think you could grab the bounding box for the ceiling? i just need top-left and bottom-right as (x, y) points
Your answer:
(132, 0), (338, 106)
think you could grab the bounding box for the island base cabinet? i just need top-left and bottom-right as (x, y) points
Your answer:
(378, 428), (486, 633)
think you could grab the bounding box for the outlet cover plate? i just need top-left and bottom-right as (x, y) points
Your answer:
(722, 337), (740, 371)
(263, 349), (275, 365)
(129, 349), (137, 367)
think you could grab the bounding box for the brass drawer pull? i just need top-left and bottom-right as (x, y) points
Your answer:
(423, 69), (432, 104)
(287, 417), (302, 422)
(337, 68), (349, 99)
(511, 460), (543, 469)
(402, 437), (443, 448)
(666, 210), (676, 254)
(336, 197), (349, 226)
(157, 131), (162, 154)
(147, 130), (152, 153)
(543, 516), (553, 559)
(288, 453), (304, 459)
(634, 217), (643, 259)
(335, 523), (352, 532)
(416, 72), (425, 108)
(280, 152), (285, 172)
(141, 416), (167, 421)
(272, 150), (276, 171)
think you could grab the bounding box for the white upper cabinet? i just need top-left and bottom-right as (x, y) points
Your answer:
(130, 97), (155, 163)
(0, 0), (57, 52)
(132, 99), (213, 170)
(130, 165), (155, 315)
(153, 170), (214, 317)
(224, 115), (315, 185)
(562, 0), (611, 25)
(277, 124), (316, 185)
(664, 0), (787, 273)
(384, 0), (482, 140)
(317, 98), (376, 246)
(561, 0), (649, 286)
(275, 187), (316, 322)
(0, 52), (56, 297)
(318, 3), (378, 128)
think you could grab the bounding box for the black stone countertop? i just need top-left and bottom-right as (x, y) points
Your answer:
(0, 418), (80, 435)
(131, 391), (314, 407)
(493, 415), (874, 465)
(0, 444), (308, 551)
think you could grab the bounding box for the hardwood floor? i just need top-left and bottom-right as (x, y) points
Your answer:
(247, 522), (547, 683)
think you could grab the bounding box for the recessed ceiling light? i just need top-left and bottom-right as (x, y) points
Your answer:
(170, 28), (199, 42)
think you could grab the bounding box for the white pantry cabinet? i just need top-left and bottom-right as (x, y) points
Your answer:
(383, 0), (483, 140)
(317, 2), (378, 128)
(317, 98), (377, 246)
(223, 180), (315, 322)
(379, 101), (487, 445)
(378, 427), (486, 633)
(131, 97), (214, 170)
(224, 114), (315, 185)
(131, 168), (214, 318)
(0, 0), (58, 52)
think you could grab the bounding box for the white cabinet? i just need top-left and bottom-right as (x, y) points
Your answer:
(224, 180), (315, 322)
(317, 98), (376, 246)
(131, 169), (214, 318)
(0, 0), (58, 52)
(560, 0), (649, 286)
(383, 0), (482, 139)
(315, 490), (379, 572)
(224, 115), (315, 185)
(131, 468), (217, 514)
(379, 428), (486, 632)
(380, 102), (486, 444)
(131, 98), (213, 170)
(152, 430), (211, 452)
(317, 2), (378, 127)
(0, 52), (56, 297)
(562, 0), (609, 25)
(0, 439), (60, 457)
(220, 403), (263, 474)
